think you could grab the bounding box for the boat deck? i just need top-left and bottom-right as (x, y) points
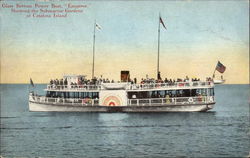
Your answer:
(45, 81), (214, 92)
(30, 95), (214, 106)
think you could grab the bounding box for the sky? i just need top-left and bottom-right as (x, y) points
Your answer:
(0, 0), (249, 84)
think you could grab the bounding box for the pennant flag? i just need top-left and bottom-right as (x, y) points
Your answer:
(30, 78), (34, 87)
(95, 23), (102, 30)
(159, 16), (167, 29)
(216, 61), (226, 73)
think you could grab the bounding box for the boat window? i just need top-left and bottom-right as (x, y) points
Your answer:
(191, 89), (196, 96)
(183, 89), (190, 97)
(201, 89), (207, 95)
(171, 90), (176, 97)
(176, 90), (183, 97)
(164, 90), (172, 97)
(69, 92), (74, 98)
(93, 92), (99, 99)
(208, 88), (214, 96)
(159, 91), (165, 97)
(152, 91), (157, 98)
(194, 88), (208, 96)
(46, 91), (51, 97)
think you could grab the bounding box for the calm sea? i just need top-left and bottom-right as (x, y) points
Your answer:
(0, 84), (249, 158)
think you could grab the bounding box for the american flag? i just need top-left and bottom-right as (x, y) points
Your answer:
(216, 61), (226, 73)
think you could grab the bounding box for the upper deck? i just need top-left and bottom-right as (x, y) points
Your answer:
(45, 81), (214, 92)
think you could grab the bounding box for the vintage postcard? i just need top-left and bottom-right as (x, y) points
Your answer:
(0, 0), (249, 157)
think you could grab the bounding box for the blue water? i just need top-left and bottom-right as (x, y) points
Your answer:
(0, 84), (249, 157)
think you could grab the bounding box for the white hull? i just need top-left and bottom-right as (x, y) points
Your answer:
(29, 101), (214, 112)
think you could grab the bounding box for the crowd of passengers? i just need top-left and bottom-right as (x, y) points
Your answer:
(48, 75), (213, 89)
(138, 76), (202, 84)
(49, 77), (116, 88)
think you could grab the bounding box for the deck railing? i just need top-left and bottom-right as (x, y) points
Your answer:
(127, 96), (214, 106)
(46, 81), (213, 91)
(30, 95), (214, 106)
(47, 85), (102, 91)
(30, 95), (99, 106)
(128, 81), (213, 90)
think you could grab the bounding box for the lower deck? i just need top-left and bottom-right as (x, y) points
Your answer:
(29, 94), (215, 112)
(30, 95), (214, 106)
(29, 100), (214, 112)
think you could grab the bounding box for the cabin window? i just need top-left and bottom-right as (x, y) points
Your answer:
(171, 90), (176, 97)
(159, 91), (165, 97)
(56, 92), (60, 98)
(66, 92), (69, 98)
(151, 91), (157, 98)
(46, 91), (53, 97)
(201, 89), (207, 95)
(128, 91), (151, 99)
(190, 89), (208, 96)
(69, 92), (74, 98)
(92, 92), (99, 99)
(208, 88), (214, 96)
(191, 89), (196, 96)
(194, 89), (207, 96)
(176, 90), (183, 97)
(183, 89), (190, 97)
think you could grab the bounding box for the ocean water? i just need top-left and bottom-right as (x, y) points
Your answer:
(0, 84), (249, 158)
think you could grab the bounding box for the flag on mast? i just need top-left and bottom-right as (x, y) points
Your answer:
(95, 23), (102, 30)
(216, 61), (226, 73)
(30, 78), (34, 87)
(159, 16), (167, 29)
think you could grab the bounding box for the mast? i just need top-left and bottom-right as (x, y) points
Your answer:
(212, 68), (216, 79)
(212, 61), (218, 78)
(157, 13), (160, 80)
(92, 20), (96, 79)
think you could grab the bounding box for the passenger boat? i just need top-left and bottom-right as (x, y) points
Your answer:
(28, 17), (216, 112)
(213, 79), (225, 84)
(29, 74), (215, 112)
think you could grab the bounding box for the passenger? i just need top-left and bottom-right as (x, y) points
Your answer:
(158, 93), (161, 98)
(106, 78), (110, 83)
(169, 79), (172, 84)
(198, 93), (202, 102)
(166, 94), (170, 104)
(157, 72), (161, 80)
(60, 79), (63, 89)
(64, 78), (68, 88)
(141, 78), (144, 84)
